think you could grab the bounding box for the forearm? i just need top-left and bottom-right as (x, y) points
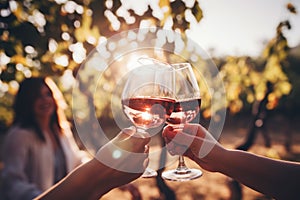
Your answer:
(218, 149), (300, 199)
(35, 159), (114, 200)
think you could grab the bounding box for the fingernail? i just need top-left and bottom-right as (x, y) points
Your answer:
(144, 145), (149, 153)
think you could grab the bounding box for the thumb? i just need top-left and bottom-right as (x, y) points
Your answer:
(183, 124), (219, 159)
(113, 126), (136, 141)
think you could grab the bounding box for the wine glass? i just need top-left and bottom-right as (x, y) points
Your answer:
(161, 62), (203, 181)
(121, 60), (174, 178)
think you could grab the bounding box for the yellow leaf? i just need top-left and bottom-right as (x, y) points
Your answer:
(12, 2), (26, 22)
(246, 93), (255, 103)
(159, 0), (169, 8)
(193, 2), (203, 22)
(278, 81), (292, 95)
(255, 82), (266, 101)
(229, 99), (243, 113)
(159, 0), (171, 26)
(10, 55), (28, 66)
(75, 28), (85, 42)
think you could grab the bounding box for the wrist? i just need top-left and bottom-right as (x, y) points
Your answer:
(87, 158), (116, 198)
(214, 148), (236, 175)
(204, 144), (229, 173)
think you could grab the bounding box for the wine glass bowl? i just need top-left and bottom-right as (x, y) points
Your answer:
(122, 97), (175, 131)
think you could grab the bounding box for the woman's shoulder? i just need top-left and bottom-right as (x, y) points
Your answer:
(2, 125), (39, 152)
(5, 125), (37, 141)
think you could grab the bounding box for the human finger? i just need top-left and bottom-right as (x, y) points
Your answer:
(183, 123), (206, 138)
(114, 127), (151, 153)
(166, 141), (187, 156)
(165, 127), (195, 147)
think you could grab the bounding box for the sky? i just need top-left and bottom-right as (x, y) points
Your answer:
(188, 0), (300, 57)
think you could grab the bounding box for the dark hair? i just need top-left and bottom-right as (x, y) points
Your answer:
(13, 77), (66, 141)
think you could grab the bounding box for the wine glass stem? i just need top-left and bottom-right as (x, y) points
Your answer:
(176, 156), (190, 174)
(136, 127), (158, 178)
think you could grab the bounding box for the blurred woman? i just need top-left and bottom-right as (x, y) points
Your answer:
(1, 77), (89, 200)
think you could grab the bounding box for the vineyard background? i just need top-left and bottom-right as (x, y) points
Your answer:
(1, 1), (300, 199)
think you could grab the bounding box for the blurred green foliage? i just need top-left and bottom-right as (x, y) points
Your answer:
(0, 0), (299, 132)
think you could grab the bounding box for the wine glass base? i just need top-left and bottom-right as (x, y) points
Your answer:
(162, 168), (202, 181)
(141, 167), (158, 178)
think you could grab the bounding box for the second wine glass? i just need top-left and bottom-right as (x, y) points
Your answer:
(162, 62), (203, 181)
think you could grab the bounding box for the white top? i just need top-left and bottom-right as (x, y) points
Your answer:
(1, 125), (89, 200)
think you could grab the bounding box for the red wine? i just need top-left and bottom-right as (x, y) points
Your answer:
(167, 98), (201, 126)
(122, 97), (201, 129)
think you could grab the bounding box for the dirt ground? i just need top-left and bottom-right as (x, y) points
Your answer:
(101, 114), (300, 200)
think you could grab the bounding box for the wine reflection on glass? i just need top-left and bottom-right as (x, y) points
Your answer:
(161, 62), (203, 182)
(121, 61), (174, 178)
